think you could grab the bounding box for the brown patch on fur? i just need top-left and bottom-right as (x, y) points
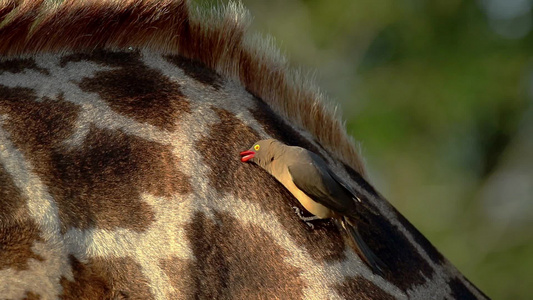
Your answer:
(195, 107), (261, 194)
(0, 87), (80, 161)
(158, 257), (193, 299)
(343, 163), (379, 198)
(47, 127), (178, 232)
(353, 203), (436, 291)
(463, 276), (490, 300)
(195, 107), (347, 262)
(22, 291), (41, 300)
(0, 159), (28, 222)
(0, 218), (44, 271)
(0, 161), (45, 271)
(165, 55), (223, 89)
(394, 207), (445, 266)
(0, 85), (191, 232)
(335, 276), (395, 300)
(60, 255), (153, 300)
(183, 211), (305, 299)
(448, 277), (488, 300)
(0, 0), (366, 175)
(250, 97), (325, 160)
(62, 50), (191, 131)
(0, 57), (48, 74)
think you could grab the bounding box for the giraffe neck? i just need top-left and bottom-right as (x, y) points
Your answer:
(0, 1), (488, 299)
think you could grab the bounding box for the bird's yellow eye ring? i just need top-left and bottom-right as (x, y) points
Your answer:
(254, 144), (260, 151)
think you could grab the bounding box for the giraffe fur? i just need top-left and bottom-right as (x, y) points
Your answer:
(0, 1), (489, 299)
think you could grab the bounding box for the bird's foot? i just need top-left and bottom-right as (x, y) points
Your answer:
(292, 206), (304, 218)
(292, 207), (319, 229)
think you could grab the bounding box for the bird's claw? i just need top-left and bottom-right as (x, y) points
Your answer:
(292, 206), (304, 218)
(292, 206), (317, 229)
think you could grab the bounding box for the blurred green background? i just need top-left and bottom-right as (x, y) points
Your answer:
(195, 0), (532, 298)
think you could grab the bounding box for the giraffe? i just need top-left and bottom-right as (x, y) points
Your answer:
(0, 0), (489, 299)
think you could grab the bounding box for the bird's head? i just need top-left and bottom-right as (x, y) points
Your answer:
(240, 139), (282, 168)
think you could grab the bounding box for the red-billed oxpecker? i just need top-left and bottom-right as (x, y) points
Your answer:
(240, 139), (385, 276)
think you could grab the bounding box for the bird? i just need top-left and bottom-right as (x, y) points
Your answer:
(240, 138), (385, 276)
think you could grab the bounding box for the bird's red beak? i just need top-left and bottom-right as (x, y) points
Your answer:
(240, 150), (255, 162)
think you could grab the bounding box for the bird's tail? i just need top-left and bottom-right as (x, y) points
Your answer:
(341, 218), (386, 276)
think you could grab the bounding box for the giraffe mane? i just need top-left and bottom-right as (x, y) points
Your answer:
(0, 0), (366, 175)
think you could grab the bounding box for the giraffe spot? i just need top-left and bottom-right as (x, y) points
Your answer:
(352, 200), (436, 290)
(335, 276), (396, 300)
(165, 55), (223, 89)
(0, 219), (44, 271)
(158, 256), (192, 299)
(250, 97), (326, 161)
(60, 255), (153, 300)
(182, 211), (305, 299)
(0, 58), (49, 75)
(0, 157), (30, 223)
(48, 127), (191, 232)
(394, 207), (446, 266)
(195, 107), (347, 263)
(342, 163), (379, 198)
(62, 50), (191, 131)
(448, 277), (487, 300)
(0, 86), (80, 158)
(195, 107), (261, 194)
(0, 151), (45, 271)
(22, 291), (41, 300)
(0, 86), (191, 233)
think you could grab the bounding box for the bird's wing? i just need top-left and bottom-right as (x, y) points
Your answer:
(326, 170), (361, 202)
(288, 160), (356, 214)
(326, 168), (382, 216)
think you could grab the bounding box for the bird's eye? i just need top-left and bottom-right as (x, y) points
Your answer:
(254, 144), (260, 151)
